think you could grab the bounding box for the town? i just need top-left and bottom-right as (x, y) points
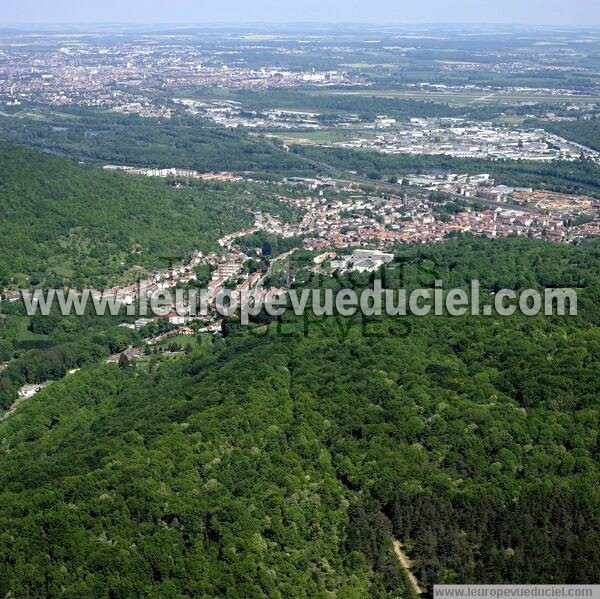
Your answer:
(336, 117), (600, 163)
(8, 168), (591, 342)
(0, 36), (361, 116)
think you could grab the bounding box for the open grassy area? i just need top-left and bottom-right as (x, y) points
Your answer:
(4, 108), (83, 122)
(307, 89), (600, 105)
(8, 316), (49, 344)
(265, 129), (377, 145)
(152, 335), (201, 350)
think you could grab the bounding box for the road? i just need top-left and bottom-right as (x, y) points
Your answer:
(274, 139), (538, 213)
(392, 538), (424, 596)
(0, 371), (79, 423)
(0, 383), (50, 423)
(0, 394), (30, 423)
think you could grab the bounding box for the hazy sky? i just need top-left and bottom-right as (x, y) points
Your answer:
(2, 0), (599, 27)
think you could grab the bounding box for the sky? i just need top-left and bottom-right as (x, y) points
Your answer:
(2, 0), (599, 27)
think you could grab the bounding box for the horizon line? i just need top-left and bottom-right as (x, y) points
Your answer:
(2, 21), (600, 30)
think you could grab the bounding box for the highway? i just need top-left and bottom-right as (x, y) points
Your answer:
(276, 141), (539, 213)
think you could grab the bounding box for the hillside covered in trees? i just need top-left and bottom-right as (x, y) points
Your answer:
(0, 238), (598, 597)
(0, 110), (311, 177)
(0, 142), (294, 289)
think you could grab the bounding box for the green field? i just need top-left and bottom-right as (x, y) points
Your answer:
(308, 89), (600, 105)
(265, 129), (377, 145)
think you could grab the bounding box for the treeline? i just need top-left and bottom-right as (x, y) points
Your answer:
(533, 117), (600, 152)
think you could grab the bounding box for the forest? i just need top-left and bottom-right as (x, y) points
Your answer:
(536, 118), (600, 152)
(0, 110), (311, 177)
(1, 23), (599, 599)
(0, 237), (598, 597)
(0, 298), (138, 412)
(0, 142), (298, 289)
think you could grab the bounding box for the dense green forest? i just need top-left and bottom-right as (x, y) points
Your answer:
(0, 110), (311, 176)
(0, 237), (598, 597)
(0, 299), (139, 412)
(533, 118), (600, 152)
(0, 142), (298, 289)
